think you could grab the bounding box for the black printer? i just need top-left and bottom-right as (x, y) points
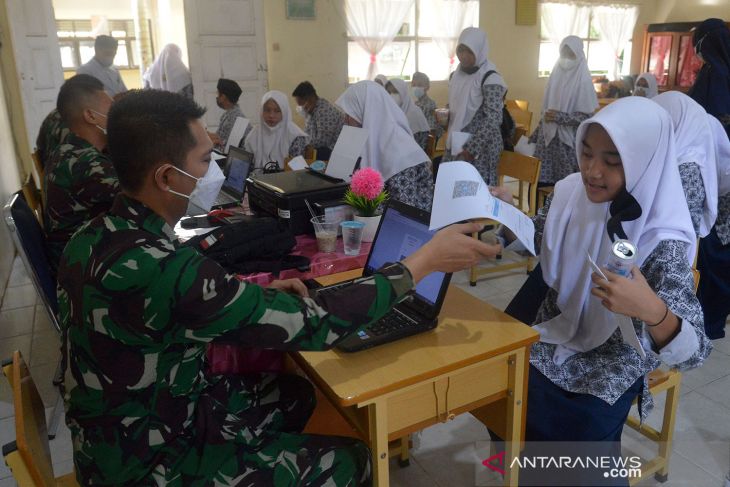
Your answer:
(246, 171), (349, 235)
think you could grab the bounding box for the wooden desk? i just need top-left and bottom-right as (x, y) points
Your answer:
(293, 269), (539, 486)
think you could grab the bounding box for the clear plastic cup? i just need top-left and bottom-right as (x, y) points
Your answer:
(311, 215), (338, 253)
(340, 221), (365, 256)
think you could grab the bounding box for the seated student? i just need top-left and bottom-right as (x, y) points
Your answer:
(412, 71), (443, 141)
(292, 81), (345, 160)
(245, 90), (309, 171)
(385, 78), (431, 151)
(336, 80), (435, 211)
(43, 74), (118, 274)
(36, 108), (70, 170)
(209, 78), (249, 152)
(56, 89), (500, 486)
(633, 73), (658, 98)
(492, 97), (711, 484)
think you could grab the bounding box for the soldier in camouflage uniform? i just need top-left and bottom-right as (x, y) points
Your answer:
(43, 74), (118, 273)
(36, 108), (70, 169)
(57, 90), (499, 486)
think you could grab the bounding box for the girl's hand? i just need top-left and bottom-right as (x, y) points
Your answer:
(590, 266), (666, 323)
(490, 186), (514, 204)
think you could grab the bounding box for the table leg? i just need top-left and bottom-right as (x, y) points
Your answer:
(504, 349), (527, 487)
(367, 400), (390, 487)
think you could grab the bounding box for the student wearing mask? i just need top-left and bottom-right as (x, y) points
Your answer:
(143, 43), (193, 99)
(633, 73), (659, 98)
(492, 97), (711, 484)
(43, 75), (118, 273)
(412, 71), (443, 141)
(385, 78), (431, 151)
(530, 36), (598, 185)
(209, 78), (249, 152)
(442, 27), (507, 185)
(56, 89), (501, 486)
(292, 81), (344, 161)
(336, 80), (435, 211)
(76, 35), (127, 97)
(244, 90), (309, 171)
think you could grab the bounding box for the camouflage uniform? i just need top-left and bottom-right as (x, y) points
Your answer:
(43, 132), (119, 273)
(36, 109), (70, 168)
(58, 194), (415, 486)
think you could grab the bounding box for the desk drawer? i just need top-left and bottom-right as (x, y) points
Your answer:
(386, 356), (509, 433)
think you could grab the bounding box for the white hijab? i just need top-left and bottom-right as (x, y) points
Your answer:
(537, 97), (695, 354)
(541, 36), (598, 147)
(708, 115), (730, 196)
(143, 44), (191, 93)
(335, 80), (429, 181)
(448, 27), (506, 145)
(244, 90), (307, 169)
(389, 78), (431, 134)
(653, 91), (719, 237)
(374, 74), (389, 86)
(633, 73), (659, 98)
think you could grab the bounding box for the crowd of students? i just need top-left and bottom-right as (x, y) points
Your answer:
(30, 16), (730, 486)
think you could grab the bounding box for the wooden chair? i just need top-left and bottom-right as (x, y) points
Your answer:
(506, 99), (529, 112)
(2, 351), (79, 487)
(303, 145), (317, 164)
(511, 126), (527, 148)
(21, 174), (43, 227)
(537, 185), (554, 209)
(508, 108), (533, 135)
(31, 150), (45, 194)
(469, 151), (541, 286)
(425, 133), (436, 160)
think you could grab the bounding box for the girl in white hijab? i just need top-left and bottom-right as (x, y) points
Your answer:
(244, 90), (309, 171)
(492, 97), (710, 473)
(336, 80), (434, 211)
(531, 36), (598, 184)
(385, 78), (431, 150)
(143, 44), (193, 99)
(374, 74), (388, 87)
(633, 73), (659, 98)
(443, 27), (507, 185)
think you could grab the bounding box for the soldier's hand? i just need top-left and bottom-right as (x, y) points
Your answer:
(269, 279), (308, 297)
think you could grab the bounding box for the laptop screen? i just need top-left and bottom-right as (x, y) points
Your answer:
(364, 204), (447, 306)
(223, 148), (252, 196)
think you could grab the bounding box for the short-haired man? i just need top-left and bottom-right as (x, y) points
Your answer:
(76, 35), (128, 97)
(57, 89), (499, 485)
(292, 81), (345, 160)
(209, 78), (249, 152)
(44, 74), (117, 273)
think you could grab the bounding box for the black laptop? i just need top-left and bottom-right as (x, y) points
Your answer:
(314, 200), (452, 352)
(213, 146), (253, 206)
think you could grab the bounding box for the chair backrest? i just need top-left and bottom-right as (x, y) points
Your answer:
(21, 175), (43, 226)
(31, 150), (45, 197)
(507, 108), (533, 135)
(497, 151), (542, 216)
(303, 145), (317, 164)
(506, 99), (529, 112)
(2, 351), (56, 486)
(511, 126), (528, 147)
(425, 133), (436, 159)
(3, 192), (59, 329)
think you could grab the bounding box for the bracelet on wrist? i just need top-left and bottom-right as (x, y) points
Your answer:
(647, 303), (669, 327)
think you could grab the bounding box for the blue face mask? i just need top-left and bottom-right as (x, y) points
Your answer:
(412, 86), (425, 99)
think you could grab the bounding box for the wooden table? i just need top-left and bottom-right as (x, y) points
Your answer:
(292, 269), (540, 486)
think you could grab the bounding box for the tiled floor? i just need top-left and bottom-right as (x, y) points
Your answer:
(1, 255), (728, 486)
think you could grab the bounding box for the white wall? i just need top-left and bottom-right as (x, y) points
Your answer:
(53, 0), (134, 20)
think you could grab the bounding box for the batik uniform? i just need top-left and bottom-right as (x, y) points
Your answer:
(529, 111), (592, 184)
(305, 98), (345, 152)
(415, 95), (443, 140)
(36, 109), (70, 169)
(58, 193), (415, 485)
(43, 132), (119, 273)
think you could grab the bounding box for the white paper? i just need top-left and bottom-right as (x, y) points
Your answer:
(586, 250), (646, 359)
(224, 117), (249, 154)
(430, 161), (536, 256)
(326, 126), (369, 181)
(450, 131), (470, 156)
(514, 135), (536, 157)
(287, 155), (308, 171)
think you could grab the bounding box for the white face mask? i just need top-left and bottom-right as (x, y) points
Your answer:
(390, 92), (401, 106)
(164, 160), (226, 215)
(412, 86), (425, 99)
(558, 57), (577, 70)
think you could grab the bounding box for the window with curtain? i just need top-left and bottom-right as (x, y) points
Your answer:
(56, 19), (146, 71)
(538, 2), (637, 79)
(346, 0), (479, 83)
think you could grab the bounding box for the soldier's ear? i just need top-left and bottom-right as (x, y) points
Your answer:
(153, 163), (175, 191)
(81, 108), (96, 125)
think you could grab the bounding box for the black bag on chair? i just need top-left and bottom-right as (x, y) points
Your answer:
(184, 217), (309, 275)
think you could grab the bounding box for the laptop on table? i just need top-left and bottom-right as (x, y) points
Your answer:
(213, 146), (253, 207)
(313, 199), (452, 352)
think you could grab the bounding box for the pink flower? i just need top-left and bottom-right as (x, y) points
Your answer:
(350, 167), (384, 200)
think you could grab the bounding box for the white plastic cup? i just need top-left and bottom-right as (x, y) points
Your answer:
(340, 221), (365, 256)
(311, 215), (338, 253)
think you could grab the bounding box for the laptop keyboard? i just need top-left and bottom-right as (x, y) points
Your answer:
(214, 191), (238, 206)
(367, 309), (418, 336)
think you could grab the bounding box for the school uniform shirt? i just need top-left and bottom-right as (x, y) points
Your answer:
(214, 104), (250, 153)
(716, 193), (730, 245)
(57, 193), (415, 485)
(43, 132), (119, 273)
(76, 58), (128, 97)
(304, 97), (345, 152)
(415, 94), (443, 140)
(36, 109), (70, 169)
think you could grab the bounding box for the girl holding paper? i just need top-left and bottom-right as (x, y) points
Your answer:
(335, 80), (434, 211)
(530, 36), (598, 185)
(244, 90), (309, 171)
(442, 27), (506, 185)
(493, 97), (711, 479)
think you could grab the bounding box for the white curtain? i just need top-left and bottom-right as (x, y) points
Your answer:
(334, 0), (414, 80)
(593, 5), (639, 80)
(427, 0), (479, 71)
(540, 2), (591, 45)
